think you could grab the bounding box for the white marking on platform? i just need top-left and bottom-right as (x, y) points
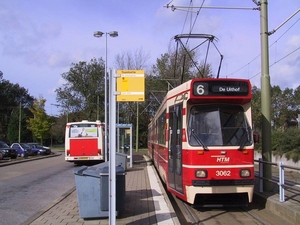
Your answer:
(147, 165), (175, 225)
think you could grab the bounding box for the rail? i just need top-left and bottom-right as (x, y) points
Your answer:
(254, 158), (300, 202)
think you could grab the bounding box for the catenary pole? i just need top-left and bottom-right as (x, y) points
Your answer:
(260, 0), (272, 191)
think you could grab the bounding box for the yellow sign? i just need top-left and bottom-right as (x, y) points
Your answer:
(116, 70), (145, 102)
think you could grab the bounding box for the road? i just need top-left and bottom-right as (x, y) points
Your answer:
(0, 153), (75, 225)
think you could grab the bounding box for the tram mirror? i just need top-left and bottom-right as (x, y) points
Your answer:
(253, 132), (259, 144)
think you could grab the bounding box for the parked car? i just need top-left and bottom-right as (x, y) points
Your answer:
(0, 141), (18, 159)
(27, 143), (51, 155)
(10, 143), (32, 157)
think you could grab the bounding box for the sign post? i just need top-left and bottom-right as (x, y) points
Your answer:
(109, 70), (145, 225)
(109, 69), (117, 225)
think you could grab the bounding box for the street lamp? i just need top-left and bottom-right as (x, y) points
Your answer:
(93, 30), (118, 162)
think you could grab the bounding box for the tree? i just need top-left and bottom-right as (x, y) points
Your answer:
(27, 96), (54, 145)
(114, 48), (151, 147)
(146, 46), (214, 120)
(7, 104), (32, 143)
(252, 85), (298, 133)
(270, 86), (296, 130)
(151, 47), (212, 90)
(50, 116), (66, 145)
(293, 85), (300, 111)
(55, 58), (105, 121)
(252, 85), (262, 133)
(0, 75), (34, 142)
(114, 47), (150, 71)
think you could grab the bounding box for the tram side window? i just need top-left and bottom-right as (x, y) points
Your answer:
(157, 110), (166, 145)
(69, 124), (98, 138)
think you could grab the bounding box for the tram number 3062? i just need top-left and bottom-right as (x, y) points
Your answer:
(216, 170), (231, 176)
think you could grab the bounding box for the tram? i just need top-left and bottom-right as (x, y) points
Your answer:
(148, 78), (256, 206)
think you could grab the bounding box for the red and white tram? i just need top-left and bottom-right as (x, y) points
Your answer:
(148, 78), (256, 206)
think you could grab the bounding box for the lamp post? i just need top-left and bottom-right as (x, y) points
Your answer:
(93, 31), (118, 162)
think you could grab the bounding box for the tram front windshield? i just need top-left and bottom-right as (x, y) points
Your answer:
(188, 105), (252, 147)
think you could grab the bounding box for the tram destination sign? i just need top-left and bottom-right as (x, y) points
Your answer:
(193, 80), (249, 96)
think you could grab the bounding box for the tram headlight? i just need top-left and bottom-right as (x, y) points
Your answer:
(240, 169), (251, 177)
(195, 170), (207, 178)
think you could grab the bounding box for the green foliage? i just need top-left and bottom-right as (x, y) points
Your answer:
(0, 76), (34, 142)
(251, 84), (300, 161)
(55, 58), (105, 121)
(252, 85), (300, 134)
(285, 149), (300, 163)
(26, 97), (55, 145)
(7, 108), (20, 142)
(251, 86), (261, 132)
(6, 106), (31, 143)
(271, 128), (300, 160)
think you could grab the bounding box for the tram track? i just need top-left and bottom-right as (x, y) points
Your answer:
(152, 162), (272, 225)
(152, 159), (292, 225)
(172, 194), (200, 225)
(168, 191), (282, 225)
(241, 206), (271, 225)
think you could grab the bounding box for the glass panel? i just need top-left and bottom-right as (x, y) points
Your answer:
(69, 124), (98, 138)
(188, 105), (251, 147)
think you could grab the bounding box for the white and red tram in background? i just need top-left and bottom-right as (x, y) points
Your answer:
(65, 120), (105, 164)
(148, 78), (257, 206)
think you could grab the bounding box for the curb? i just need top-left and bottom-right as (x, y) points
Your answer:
(0, 152), (62, 167)
(143, 154), (180, 225)
(21, 187), (76, 225)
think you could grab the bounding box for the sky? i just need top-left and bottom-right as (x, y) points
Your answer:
(0, 0), (299, 116)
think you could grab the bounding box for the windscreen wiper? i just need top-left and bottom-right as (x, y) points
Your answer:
(189, 128), (209, 151)
(238, 128), (251, 150)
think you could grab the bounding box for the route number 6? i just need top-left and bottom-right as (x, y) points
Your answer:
(197, 84), (205, 95)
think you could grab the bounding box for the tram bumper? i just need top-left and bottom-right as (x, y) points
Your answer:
(186, 184), (254, 205)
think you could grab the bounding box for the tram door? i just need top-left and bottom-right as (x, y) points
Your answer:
(168, 103), (183, 193)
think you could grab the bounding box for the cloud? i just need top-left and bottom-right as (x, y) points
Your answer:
(47, 51), (74, 68)
(285, 35), (300, 63)
(0, 3), (62, 67)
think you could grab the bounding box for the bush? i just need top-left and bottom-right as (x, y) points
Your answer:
(254, 128), (300, 162)
(271, 128), (300, 162)
(285, 148), (300, 163)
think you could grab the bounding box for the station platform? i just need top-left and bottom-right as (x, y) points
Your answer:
(253, 174), (300, 225)
(21, 152), (300, 225)
(22, 152), (180, 225)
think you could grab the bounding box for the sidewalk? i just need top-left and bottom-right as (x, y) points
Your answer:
(22, 153), (180, 225)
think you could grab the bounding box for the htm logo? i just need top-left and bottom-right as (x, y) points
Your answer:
(216, 157), (230, 163)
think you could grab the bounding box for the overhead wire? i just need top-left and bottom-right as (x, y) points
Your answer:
(166, 2), (299, 83)
(228, 13), (300, 79)
(249, 46), (300, 80)
(174, 0), (206, 84)
(180, 0), (205, 45)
